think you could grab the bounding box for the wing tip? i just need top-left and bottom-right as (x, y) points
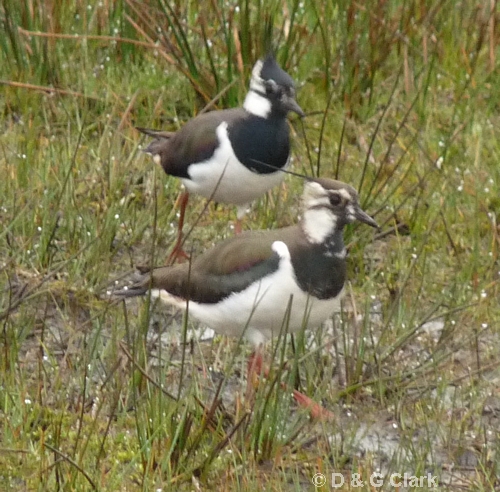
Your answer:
(136, 127), (174, 140)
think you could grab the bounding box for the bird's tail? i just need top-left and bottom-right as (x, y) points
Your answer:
(136, 127), (173, 140)
(111, 284), (148, 299)
(109, 267), (154, 299)
(136, 127), (173, 157)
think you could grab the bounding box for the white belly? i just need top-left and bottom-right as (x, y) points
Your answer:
(182, 122), (286, 208)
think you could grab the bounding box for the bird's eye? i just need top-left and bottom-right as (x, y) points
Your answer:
(329, 194), (342, 206)
(265, 80), (280, 96)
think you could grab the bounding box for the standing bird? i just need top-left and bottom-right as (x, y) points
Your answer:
(137, 54), (304, 262)
(112, 178), (378, 417)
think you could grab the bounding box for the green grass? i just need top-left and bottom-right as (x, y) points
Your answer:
(1, 0), (499, 490)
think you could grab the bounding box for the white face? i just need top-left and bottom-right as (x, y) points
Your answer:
(301, 182), (358, 244)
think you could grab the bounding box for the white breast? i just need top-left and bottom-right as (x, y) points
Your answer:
(182, 122), (286, 210)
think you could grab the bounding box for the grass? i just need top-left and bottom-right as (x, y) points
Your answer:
(1, 0), (499, 490)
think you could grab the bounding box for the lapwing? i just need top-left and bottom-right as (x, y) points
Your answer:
(112, 178), (378, 418)
(137, 54), (304, 262)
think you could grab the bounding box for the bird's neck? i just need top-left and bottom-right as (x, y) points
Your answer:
(302, 208), (338, 243)
(243, 89), (272, 119)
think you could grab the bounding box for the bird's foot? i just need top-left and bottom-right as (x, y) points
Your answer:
(289, 387), (335, 421)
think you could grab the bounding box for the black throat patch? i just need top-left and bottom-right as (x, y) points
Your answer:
(290, 232), (347, 300)
(228, 114), (290, 174)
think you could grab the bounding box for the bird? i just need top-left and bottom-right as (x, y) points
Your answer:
(137, 54), (304, 262)
(112, 178), (378, 418)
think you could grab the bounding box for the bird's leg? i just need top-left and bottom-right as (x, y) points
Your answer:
(234, 205), (248, 235)
(245, 345), (264, 401)
(234, 219), (243, 235)
(247, 348), (264, 379)
(167, 191), (190, 264)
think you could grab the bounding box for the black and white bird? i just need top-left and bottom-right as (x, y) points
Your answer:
(137, 54), (304, 261)
(112, 178), (378, 416)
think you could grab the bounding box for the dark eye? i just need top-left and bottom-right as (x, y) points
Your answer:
(329, 194), (342, 206)
(265, 80), (280, 96)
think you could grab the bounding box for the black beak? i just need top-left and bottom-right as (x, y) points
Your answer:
(282, 95), (305, 117)
(355, 207), (379, 228)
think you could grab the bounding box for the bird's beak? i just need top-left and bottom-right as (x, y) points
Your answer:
(355, 207), (379, 228)
(283, 95), (305, 117)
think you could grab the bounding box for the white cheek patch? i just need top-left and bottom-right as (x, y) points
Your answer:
(244, 60), (273, 117)
(303, 208), (337, 243)
(243, 90), (271, 118)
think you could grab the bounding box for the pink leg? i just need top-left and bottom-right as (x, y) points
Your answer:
(246, 347), (264, 401)
(234, 218), (243, 235)
(167, 191), (190, 264)
(247, 349), (264, 379)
